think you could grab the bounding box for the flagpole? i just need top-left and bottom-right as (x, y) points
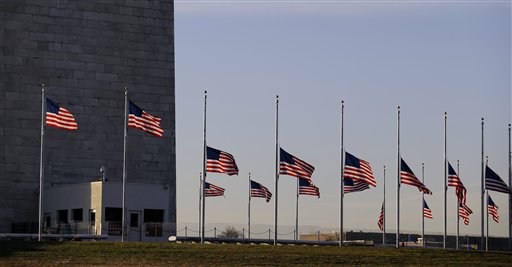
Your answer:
(383, 165), (386, 246)
(199, 172), (202, 235)
(274, 95), (279, 245)
(508, 123), (511, 251)
(486, 156), (489, 251)
(121, 86), (128, 242)
(396, 106), (400, 248)
(295, 177), (299, 241)
(456, 160), (460, 250)
(248, 172), (251, 240)
(422, 163), (425, 248)
(38, 83), (45, 242)
(443, 112), (447, 249)
(481, 118), (485, 250)
(201, 90), (207, 244)
(486, 189), (489, 251)
(340, 100), (344, 247)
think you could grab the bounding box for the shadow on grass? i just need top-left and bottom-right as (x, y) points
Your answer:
(0, 240), (60, 258)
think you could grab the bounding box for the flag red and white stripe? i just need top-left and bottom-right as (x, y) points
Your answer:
(344, 152), (376, 187)
(459, 203), (472, 225)
(378, 203), (384, 231)
(488, 195), (499, 223)
(299, 178), (320, 198)
(280, 148), (315, 180)
(46, 98), (78, 130)
(204, 182), (225, 197)
(401, 158), (432, 195)
(128, 101), (163, 137)
(206, 146), (239, 175)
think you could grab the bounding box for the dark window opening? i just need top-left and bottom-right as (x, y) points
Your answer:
(72, 208), (83, 221)
(58, 209), (68, 224)
(144, 209), (164, 237)
(130, 213), (139, 228)
(105, 207), (122, 222)
(143, 209), (164, 223)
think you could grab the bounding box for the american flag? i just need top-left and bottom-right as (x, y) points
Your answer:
(206, 146), (239, 175)
(459, 203), (472, 225)
(447, 161), (467, 204)
(46, 98), (78, 130)
(378, 202), (384, 231)
(250, 180), (272, 202)
(299, 178), (320, 198)
(400, 158), (432, 195)
(204, 182), (225, 197)
(344, 152), (376, 187)
(488, 195), (499, 223)
(485, 166), (511, 194)
(343, 178), (370, 193)
(280, 148), (315, 179)
(128, 101), (163, 137)
(423, 199), (433, 219)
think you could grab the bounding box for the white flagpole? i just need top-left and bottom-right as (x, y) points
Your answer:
(383, 165), (386, 246)
(456, 160), (460, 250)
(396, 106), (400, 248)
(121, 87), (128, 242)
(248, 172), (251, 240)
(508, 123), (511, 250)
(199, 172), (202, 235)
(486, 156), (489, 251)
(274, 95), (279, 245)
(486, 189), (489, 251)
(481, 118), (485, 250)
(295, 177), (299, 241)
(38, 83), (45, 242)
(201, 90), (207, 243)
(340, 100), (344, 246)
(443, 112), (447, 249)
(422, 163), (425, 248)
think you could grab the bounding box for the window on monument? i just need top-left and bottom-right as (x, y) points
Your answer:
(105, 207), (122, 222)
(72, 208), (83, 222)
(58, 209), (68, 224)
(144, 209), (164, 237)
(105, 207), (122, 236)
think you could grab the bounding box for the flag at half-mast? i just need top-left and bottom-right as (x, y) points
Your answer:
(250, 180), (272, 202)
(344, 178), (370, 193)
(299, 178), (320, 198)
(204, 182), (225, 197)
(280, 148), (315, 179)
(206, 146), (239, 175)
(344, 152), (376, 187)
(447, 161), (467, 204)
(459, 203), (472, 225)
(485, 166), (511, 194)
(423, 199), (433, 219)
(400, 158), (432, 194)
(128, 101), (163, 137)
(46, 98), (78, 130)
(488, 195), (499, 223)
(378, 202), (384, 231)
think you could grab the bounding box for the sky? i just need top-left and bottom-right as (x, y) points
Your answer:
(173, 0), (511, 238)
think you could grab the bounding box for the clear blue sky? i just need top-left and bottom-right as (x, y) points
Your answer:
(174, 1), (511, 237)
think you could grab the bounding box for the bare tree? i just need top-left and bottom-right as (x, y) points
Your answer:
(218, 226), (241, 238)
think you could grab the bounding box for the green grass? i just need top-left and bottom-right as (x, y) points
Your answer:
(1, 241), (511, 266)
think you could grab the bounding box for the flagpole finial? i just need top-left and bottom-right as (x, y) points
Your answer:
(124, 86), (127, 93)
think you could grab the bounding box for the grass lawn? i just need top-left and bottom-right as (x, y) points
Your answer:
(1, 241), (511, 266)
